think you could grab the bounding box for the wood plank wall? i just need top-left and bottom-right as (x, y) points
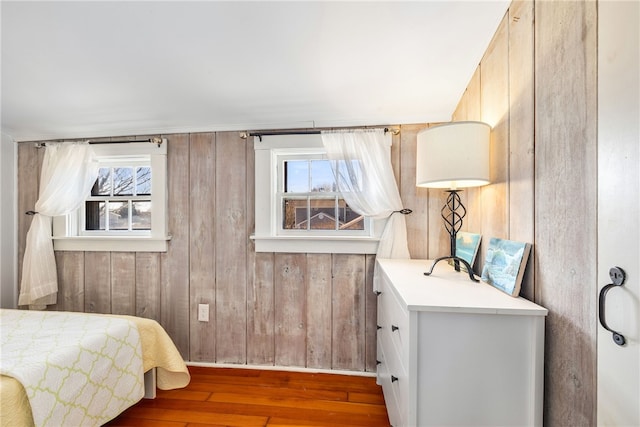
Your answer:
(535, 1), (598, 425)
(15, 1), (599, 422)
(17, 129), (430, 374)
(451, 1), (598, 425)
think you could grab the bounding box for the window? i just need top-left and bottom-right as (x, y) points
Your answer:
(279, 156), (365, 233)
(252, 134), (383, 254)
(85, 162), (152, 233)
(53, 142), (169, 252)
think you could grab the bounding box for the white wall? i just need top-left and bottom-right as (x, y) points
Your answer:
(1, 132), (17, 308)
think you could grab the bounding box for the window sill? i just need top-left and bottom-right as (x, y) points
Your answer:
(251, 235), (379, 254)
(53, 236), (171, 252)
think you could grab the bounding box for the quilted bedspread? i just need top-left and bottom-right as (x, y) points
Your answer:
(0, 309), (144, 427)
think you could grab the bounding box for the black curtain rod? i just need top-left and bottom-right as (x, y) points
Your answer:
(249, 130), (322, 137)
(36, 137), (165, 148)
(247, 127), (399, 141)
(91, 137), (164, 146)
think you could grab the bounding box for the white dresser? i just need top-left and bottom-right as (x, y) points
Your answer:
(376, 259), (548, 427)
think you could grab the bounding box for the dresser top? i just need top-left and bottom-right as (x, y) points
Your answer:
(377, 258), (548, 316)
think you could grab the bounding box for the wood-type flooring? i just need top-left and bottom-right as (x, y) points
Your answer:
(106, 366), (391, 427)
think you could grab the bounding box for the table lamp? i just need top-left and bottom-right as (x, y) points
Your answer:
(416, 121), (491, 281)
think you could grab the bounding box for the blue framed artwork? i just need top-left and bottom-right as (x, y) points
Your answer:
(449, 232), (482, 272)
(457, 232), (482, 266)
(481, 237), (532, 297)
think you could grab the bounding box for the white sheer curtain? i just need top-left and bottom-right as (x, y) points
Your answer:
(321, 129), (411, 261)
(19, 142), (98, 309)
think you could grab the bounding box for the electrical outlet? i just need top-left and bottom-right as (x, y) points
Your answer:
(198, 304), (209, 322)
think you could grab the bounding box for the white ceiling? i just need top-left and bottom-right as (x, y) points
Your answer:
(1, 1), (509, 142)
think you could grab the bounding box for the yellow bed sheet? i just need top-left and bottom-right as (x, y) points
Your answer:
(0, 313), (190, 427)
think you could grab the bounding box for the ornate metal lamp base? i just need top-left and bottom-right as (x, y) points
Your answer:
(425, 189), (479, 282)
(424, 256), (479, 282)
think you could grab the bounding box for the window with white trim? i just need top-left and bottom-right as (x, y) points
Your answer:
(53, 142), (170, 252)
(278, 155), (366, 234)
(252, 134), (384, 254)
(85, 160), (152, 234)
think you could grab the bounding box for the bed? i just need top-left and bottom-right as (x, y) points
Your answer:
(0, 309), (190, 427)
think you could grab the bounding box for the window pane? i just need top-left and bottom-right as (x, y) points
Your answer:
(278, 155), (367, 235)
(283, 198), (307, 229)
(335, 160), (364, 191)
(92, 168), (111, 196)
(85, 201), (105, 230)
(310, 160), (335, 192)
(113, 167), (134, 195)
(109, 201), (129, 230)
(136, 167), (152, 195)
(309, 198), (337, 230)
(284, 160), (309, 193)
(338, 199), (364, 230)
(132, 201), (151, 230)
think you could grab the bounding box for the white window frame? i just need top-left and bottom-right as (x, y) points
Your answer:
(52, 142), (170, 252)
(252, 134), (384, 254)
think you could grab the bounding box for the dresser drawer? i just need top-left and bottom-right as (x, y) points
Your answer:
(377, 336), (406, 427)
(377, 277), (410, 370)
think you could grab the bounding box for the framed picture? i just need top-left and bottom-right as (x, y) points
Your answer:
(481, 237), (532, 297)
(449, 232), (482, 272)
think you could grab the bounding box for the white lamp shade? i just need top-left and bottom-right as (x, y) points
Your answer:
(416, 121), (491, 189)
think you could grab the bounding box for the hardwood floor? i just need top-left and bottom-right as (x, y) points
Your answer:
(106, 366), (391, 427)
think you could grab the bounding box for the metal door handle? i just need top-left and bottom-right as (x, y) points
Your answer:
(598, 266), (626, 346)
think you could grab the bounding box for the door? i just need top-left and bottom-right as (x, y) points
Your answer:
(597, 2), (640, 426)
